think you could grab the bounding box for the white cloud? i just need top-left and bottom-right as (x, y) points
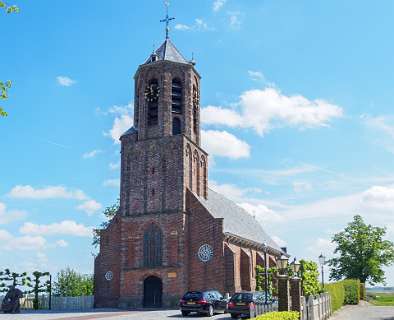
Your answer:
(228, 11), (242, 29)
(210, 180), (262, 201)
(175, 24), (191, 31)
(55, 240), (68, 248)
(239, 202), (284, 223)
(174, 18), (212, 32)
(105, 104), (134, 144)
(292, 181), (313, 193)
(103, 179), (120, 188)
(201, 130), (250, 159)
(82, 149), (102, 159)
(0, 230), (46, 251)
(248, 70), (264, 81)
(202, 87), (343, 135)
(307, 237), (336, 258)
(56, 76), (76, 87)
(77, 200), (102, 215)
(20, 220), (92, 237)
(8, 185), (87, 200)
(0, 202), (26, 224)
(109, 162), (120, 171)
(213, 0), (227, 12)
(364, 115), (394, 139)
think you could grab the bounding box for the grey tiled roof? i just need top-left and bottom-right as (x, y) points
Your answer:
(120, 126), (137, 138)
(145, 39), (189, 64)
(195, 188), (282, 253)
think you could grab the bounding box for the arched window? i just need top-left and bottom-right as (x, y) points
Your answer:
(200, 155), (207, 198)
(145, 79), (159, 126)
(172, 78), (182, 113)
(143, 224), (163, 267)
(172, 117), (181, 135)
(186, 144), (192, 190)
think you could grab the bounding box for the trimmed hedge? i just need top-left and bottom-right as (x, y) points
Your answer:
(254, 312), (300, 320)
(325, 282), (345, 312)
(343, 279), (360, 304)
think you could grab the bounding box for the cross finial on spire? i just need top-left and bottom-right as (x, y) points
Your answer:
(160, 0), (175, 39)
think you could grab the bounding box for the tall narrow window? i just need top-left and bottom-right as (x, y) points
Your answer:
(172, 117), (181, 135)
(192, 84), (199, 134)
(172, 78), (182, 113)
(145, 79), (159, 126)
(143, 224), (163, 267)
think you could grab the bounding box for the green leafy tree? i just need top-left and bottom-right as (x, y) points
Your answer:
(300, 260), (320, 297)
(1, 1), (19, 117)
(329, 215), (394, 285)
(0, 269), (29, 292)
(92, 200), (119, 247)
(54, 268), (93, 297)
(26, 271), (50, 310)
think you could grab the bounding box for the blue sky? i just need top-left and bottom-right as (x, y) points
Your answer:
(1, 0), (394, 285)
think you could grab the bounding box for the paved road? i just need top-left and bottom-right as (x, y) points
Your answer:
(331, 303), (394, 320)
(0, 309), (231, 320)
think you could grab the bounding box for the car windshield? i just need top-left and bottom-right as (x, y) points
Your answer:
(231, 293), (253, 302)
(183, 292), (203, 300)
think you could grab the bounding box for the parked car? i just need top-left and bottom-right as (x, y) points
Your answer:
(227, 291), (273, 319)
(179, 290), (228, 317)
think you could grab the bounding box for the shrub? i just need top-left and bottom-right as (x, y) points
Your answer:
(343, 279), (360, 304)
(300, 260), (320, 297)
(325, 282), (345, 312)
(254, 311), (300, 320)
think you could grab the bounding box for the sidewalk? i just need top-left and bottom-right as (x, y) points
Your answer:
(330, 301), (394, 320)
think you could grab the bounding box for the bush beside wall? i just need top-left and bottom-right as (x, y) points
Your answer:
(325, 282), (345, 312)
(254, 311), (300, 320)
(343, 279), (360, 305)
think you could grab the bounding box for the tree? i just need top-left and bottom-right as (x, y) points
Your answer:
(329, 215), (394, 285)
(26, 271), (50, 310)
(92, 200), (119, 247)
(53, 268), (93, 297)
(1, 1), (19, 117)
(300, 260), (320, 296)
(0, 269), (29, 292)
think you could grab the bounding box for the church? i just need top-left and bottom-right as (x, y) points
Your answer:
(94, 23), (285, 309)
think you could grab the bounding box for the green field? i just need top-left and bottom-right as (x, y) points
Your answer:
(367, 292), (394, 306)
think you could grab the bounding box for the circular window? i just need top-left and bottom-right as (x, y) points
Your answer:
(198, 244), (213, 262)
(105, 271), (113, 281)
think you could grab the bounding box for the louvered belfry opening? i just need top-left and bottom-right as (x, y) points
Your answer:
(171, 78), (182, 114)
(147, 79), (159, 126)
(143, 224), (163, 267)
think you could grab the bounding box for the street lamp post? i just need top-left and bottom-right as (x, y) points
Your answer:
(263, 242), (269, 304)
(318, 253), (326, 289)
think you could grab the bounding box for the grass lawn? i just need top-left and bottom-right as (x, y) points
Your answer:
(367, 292), (394, 306)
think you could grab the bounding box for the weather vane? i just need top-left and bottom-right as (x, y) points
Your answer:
(160, 0), (175, 39)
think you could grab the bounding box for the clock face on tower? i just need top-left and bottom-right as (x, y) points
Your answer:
(144, 83), (160, 103)
(198, 244), (213, 262)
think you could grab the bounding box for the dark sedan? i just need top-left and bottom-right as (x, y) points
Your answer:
(227, 291), (272, 319)
(179, 290), (228, 317)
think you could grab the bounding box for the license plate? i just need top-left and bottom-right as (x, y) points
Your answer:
(187, 302), (196, 305)
(236, 303), (246, 306)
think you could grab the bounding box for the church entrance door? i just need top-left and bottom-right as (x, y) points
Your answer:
(143, 276), (162, 308)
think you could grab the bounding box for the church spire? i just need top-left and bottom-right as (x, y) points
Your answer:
(160, 0), (175, 40)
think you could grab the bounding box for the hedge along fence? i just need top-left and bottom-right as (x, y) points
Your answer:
(324, 279), (361, 312)
(325, 282), (344, 312)
(253, 311), (300, 320)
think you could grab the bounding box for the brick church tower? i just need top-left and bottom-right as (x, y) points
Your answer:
(94, 24), (285, 309)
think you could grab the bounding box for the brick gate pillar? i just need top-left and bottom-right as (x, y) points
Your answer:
(290, 277), (302, 314)
(278, 275), (290, 311)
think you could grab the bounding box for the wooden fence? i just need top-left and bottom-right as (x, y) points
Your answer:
(1, 295), (94, 311)
(301, 293), (332, 320)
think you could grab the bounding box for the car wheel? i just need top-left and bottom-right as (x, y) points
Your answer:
(181, 310), (189, 316)
(207, 305), (214, 317)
